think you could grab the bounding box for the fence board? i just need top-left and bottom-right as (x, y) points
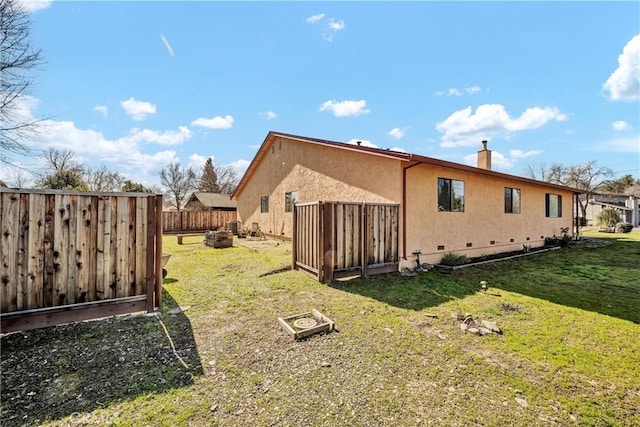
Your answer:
(1, 189), (163, 332)
(162, 210), (236, 233)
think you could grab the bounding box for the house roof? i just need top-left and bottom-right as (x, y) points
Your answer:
(589, 200), (632, 211)
(232, 131), (583, 199)
(189, 192), (237, 209)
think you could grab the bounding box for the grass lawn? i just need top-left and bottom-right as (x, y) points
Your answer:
(2, 230), (639, 426)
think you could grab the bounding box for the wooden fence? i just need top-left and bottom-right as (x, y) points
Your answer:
(162, 210), (237, 233)
(0, 189), (163, 333)
(293, 202), (399, 282)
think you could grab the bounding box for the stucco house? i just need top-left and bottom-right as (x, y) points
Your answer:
(232, 131), (581, 269)
(184, 192), (237, 212)
(585, 194), (639, 227)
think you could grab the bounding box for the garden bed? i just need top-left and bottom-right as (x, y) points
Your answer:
(435, 246), (561, 270)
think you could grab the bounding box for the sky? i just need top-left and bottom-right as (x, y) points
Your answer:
(2, 0), (639, 189)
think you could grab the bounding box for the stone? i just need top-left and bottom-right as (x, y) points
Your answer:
(515, 397), (528, 408)
(481, 320), (503, 334)
(437, 333), (447, 340)
(478, 327), (492, 336)
(459, 323), (469, 331)
(168, 306), (190, 315)
(210, 404), (218, 412)
(467, 327), (480, 335)
(321, 361), (331, 368)
(401, 268), (417, 277)
(424, 313), (438, 318)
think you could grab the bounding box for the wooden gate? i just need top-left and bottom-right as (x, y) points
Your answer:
(293, 202), (399, 282)
(1, 189), (163, 332)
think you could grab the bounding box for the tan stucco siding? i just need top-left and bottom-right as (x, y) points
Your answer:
(236, 137), (403, 237)
(403, 164), (575, 266)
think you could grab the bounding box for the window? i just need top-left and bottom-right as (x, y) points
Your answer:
(504, 187), (521, 214)
(545, 193), (562, 218)
(260, 196), (269, 213)
(437, 178), (465, 212)
(285, 191), (298, 212)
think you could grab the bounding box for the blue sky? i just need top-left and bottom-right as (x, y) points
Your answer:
(3, 0), (639, 188)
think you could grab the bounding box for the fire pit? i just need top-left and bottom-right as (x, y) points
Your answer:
(278, 309), (335, 340)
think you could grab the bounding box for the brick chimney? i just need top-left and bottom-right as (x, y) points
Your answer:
(477, 140), (492, 170)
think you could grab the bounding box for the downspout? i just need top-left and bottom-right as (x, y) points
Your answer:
(402, 159), (421, 259)
(575, 192), (580, 239)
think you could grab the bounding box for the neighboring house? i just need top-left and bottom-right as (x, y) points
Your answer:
(232, 131), (581, 268)
(184, 192), (237, 212)
(586, 194), (639, 227)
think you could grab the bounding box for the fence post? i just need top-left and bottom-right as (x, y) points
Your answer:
(155, 195), (163, 309)
(321, 202), (334, 282)
(292, 204), (298, 271)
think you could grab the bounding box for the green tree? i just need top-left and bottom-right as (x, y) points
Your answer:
(198, 158), (219, 192)
(39, 170), (88, 190)
(121, 179), (150, 193)
(598, 174), (636, 194)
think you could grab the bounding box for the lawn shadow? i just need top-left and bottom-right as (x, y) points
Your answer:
(0, 291), (203, 426)
(328, 271), (479, 311)
(445, 238), (640, 324)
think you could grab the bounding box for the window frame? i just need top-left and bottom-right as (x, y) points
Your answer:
(504, 187), (521, 214)
(260, 196), (269, 213)
(284, 190), (298, 213)
(437, 177), (465, 212)
(545, 193), (562, 218)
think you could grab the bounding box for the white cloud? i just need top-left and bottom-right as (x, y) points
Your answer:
(160, 34), (175, 57)
(436, 86), (481, 97)
(436, 104), (567, 147)
(603, 34), (640, 101)
(188, 153), (211, 170)
(389, 147), (407, 153)
(15, 0), (52, 13)
(388, 127), (406, 139)
(597, 136), (640, 153)
(322, 18), (345, 42)
(447, 88), (462, 96)
(123, 126), (192, 146)
(319, 99), (370, 117)
(465, 86), (481, 94)
(94, 105), (108, 117)
(229, 159), (251, 176)
(306, 13), (325, 23)
(346, 138), (378, 148)
(121, 97), (157, 121)
(612, 120), (632, 131)
(260, 111), (277, 120)
(463, 148), (541, 172)
(191, 115), (234, 129)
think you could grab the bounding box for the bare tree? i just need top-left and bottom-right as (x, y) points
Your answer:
(160, 162), (196, 211)
(35, 148), (88, 190)
(214, 164), (239, 194)
(0, 0), (44, 163)
(41, 148), (83, 174)
(526, 160), (614, 218)
(84, 164), (125, 192)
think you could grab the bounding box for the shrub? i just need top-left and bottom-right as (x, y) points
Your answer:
(596, 208), (621, 227)
(615, 222), (633, 233)
(577, 216), (587, 227)
(440, 252), (470, 266)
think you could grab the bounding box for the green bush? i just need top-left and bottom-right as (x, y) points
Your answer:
(615, 222), (633, 233)
(440, 252), (470, 266)
(577, 216), (587, 227)
(596, 208), (621, 227)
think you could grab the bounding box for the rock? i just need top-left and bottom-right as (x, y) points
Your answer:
(467, 327), (480, 335)
(515, 397), (528, 408)
(168, 306), (190, 315)
(459, 323), (469, 331)
(481, 320), (503, 334)
(401, 268), (417, 277)
(321, 361), (331, 368)
(210, 404), (218, 412)
(478, 327), (492, 336)
(437, 333), (447, 340)
(424, 313), (439, 318)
